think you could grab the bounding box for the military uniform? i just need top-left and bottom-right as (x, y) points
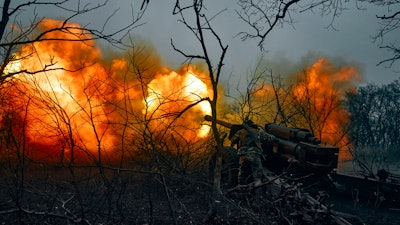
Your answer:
(231, 121), (275, 186)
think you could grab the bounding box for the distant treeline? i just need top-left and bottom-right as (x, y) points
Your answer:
(347, 79), (400, 157)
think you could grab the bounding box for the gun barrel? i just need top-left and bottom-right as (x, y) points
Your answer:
(204, 115), (234, 129)
(265, 123), (321, 144)
(204, 115), (338, 174)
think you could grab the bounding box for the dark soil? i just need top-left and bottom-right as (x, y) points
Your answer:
(326, 189), (400, 225)
(1, 163), (400, 225)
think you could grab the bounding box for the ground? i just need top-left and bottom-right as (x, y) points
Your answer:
(1, 163), (400, 225)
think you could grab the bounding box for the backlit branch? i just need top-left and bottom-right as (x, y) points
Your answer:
(0, 0), (147, 87)
(236, 0), (300, 49)
(377, 45), (400, 67)
(0, 1), (146, 48)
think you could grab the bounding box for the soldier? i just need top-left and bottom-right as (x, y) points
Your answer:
(230, 120), (275, 188)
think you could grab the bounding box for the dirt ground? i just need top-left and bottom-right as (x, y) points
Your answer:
(327, 192), (400, 225)
(1, 163), (400, 225)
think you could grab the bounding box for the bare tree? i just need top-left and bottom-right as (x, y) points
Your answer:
(0, 1), (149, 223)
(236, 0), (400, 66)
(0, 0), (147, 84)
(289, 70), (343, 143)
(236, 0), (300, 49)
(170, 0), (229, 221)
(346, 80), (400, 176)
(226, 56), (276, 123)
(226, 56), (353, 149)
(367, 0), (400, 66)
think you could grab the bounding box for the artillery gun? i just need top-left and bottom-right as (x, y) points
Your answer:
(205, 115), (339, 182)
(206, 116), (400, 207)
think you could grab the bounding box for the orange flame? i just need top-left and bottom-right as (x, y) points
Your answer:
(2, 19), (362, 164)
(291, 58), (361, 160)
(145, 67), (211, 138)
(1, 19), (212, 162)
(244, 58), (361, 162)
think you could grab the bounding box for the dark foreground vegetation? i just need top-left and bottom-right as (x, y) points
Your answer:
(1, 160), (400, 225)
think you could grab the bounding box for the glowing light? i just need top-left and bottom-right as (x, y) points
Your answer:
(145, 69), (212, 138)
(291, 58), (361, 161)
(4, 59), (22, 75)
(1, 19), (213, 162)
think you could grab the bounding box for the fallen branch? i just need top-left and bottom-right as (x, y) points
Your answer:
(305, 193), (365, 225)
(226, 172), (286, 193)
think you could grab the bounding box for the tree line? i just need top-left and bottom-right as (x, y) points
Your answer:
(347, 79), (400, 174)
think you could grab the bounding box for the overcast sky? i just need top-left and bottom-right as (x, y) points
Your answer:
(35, 0), (400, 85)
(123, 0), (399, 86)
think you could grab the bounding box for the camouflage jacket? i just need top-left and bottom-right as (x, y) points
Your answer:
(231, 125), (275, 155)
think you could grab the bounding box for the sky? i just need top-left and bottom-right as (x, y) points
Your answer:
(131, 1), (400, 86)
(35, 0), (400, 86)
